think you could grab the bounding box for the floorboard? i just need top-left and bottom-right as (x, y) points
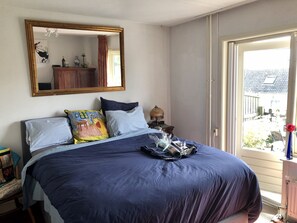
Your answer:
(0, 202), (45, 223)
(255, 204), (278, 223)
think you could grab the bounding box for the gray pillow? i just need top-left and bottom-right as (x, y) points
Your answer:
(25, 117), (73, 153)
(105, 106), (148, 137)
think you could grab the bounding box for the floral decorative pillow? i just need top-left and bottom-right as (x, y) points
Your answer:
(65, 109), (109, 143)
(0, 148), (15, 186)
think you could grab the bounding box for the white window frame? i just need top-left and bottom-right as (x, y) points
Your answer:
(222, 32), (297, 157)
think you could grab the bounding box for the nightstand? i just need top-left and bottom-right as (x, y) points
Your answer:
(148, 121), (174, 135)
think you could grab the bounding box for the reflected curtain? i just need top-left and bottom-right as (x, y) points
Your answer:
(98, 35), (108, 87)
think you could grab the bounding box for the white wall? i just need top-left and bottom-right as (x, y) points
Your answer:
(170, 18), (208, 143)
(35, 33), (86, 83)
(170, 0), (297, 146)
(108, 35), (120, 50)
(0, 5), (170, 163)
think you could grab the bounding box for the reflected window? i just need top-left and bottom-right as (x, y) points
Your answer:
(108, 50), (121, 87)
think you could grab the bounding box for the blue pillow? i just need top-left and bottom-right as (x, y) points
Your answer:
(25, 117), (73, 153)
(105, 106), (148, 137)
(100, 97), (138, 115)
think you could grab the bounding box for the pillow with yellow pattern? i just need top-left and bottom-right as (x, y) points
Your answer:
(64, 109), (109, 144)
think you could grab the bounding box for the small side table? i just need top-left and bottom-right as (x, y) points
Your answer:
(148, 121), (174, 135)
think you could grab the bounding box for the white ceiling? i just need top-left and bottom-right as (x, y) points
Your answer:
(2, 0), (257, 26)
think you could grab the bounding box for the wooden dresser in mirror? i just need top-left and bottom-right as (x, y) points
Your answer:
(53, 67), (97, 89)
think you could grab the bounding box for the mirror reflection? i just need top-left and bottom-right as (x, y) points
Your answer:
(25, 20), (125, 96)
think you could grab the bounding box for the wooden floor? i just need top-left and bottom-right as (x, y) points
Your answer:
(0, 202), (45, 223)
(255, 204), (278, 223)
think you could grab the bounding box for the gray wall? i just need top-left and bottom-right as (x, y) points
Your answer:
(170, 0), (297, 146)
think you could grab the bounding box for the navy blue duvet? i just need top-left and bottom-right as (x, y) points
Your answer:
(26, 133), (261, 223)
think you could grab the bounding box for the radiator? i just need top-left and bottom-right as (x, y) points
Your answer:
(287, 180), (297, 220)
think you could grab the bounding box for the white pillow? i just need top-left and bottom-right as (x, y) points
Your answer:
(105, 106), (148, 137)
(25, 117), (73, 153)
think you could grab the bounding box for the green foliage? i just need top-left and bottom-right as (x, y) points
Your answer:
(243, 131), (266, 149)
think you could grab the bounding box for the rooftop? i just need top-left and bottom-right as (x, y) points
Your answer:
(244, 69), (288, 94)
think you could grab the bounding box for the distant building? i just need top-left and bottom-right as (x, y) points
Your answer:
(244, 69), (288, 116)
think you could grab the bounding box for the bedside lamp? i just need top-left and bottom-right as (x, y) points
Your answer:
(150, 106), (164, 125)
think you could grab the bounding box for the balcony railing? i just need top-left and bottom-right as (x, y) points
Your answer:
(244, 94), (259, 121)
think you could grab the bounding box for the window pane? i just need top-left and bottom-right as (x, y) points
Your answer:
(107, 51), (121, 87)
(242, 47), (290, 153)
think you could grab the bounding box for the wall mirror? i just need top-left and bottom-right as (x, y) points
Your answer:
(25, 20), (125, 96)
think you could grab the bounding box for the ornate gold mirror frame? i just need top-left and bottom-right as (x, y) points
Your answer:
(25, 20), (125, 96)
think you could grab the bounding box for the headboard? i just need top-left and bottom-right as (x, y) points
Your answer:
(20, 120), (31, 166)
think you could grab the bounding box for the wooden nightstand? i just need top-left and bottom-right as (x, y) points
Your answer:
(148, 121), (174, 135)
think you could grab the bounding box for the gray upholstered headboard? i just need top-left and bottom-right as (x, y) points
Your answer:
(21, 120), (31, 166)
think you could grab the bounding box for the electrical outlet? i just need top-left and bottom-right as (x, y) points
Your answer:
(214, 128), (219, 136)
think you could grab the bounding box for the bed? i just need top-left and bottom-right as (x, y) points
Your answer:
(20, 101), (262, 223)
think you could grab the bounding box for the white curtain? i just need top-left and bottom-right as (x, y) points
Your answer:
(286, 33), (297, 125)
(226, 41), (238, 155)
(284, 33), (297, 154)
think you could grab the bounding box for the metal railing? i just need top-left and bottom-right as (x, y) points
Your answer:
(244, 94), (260, 121)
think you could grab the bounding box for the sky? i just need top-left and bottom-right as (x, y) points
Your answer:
(244, 48), (290, 70)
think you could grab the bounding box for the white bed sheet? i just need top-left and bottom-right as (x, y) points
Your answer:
(33, 182), (63, 223)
